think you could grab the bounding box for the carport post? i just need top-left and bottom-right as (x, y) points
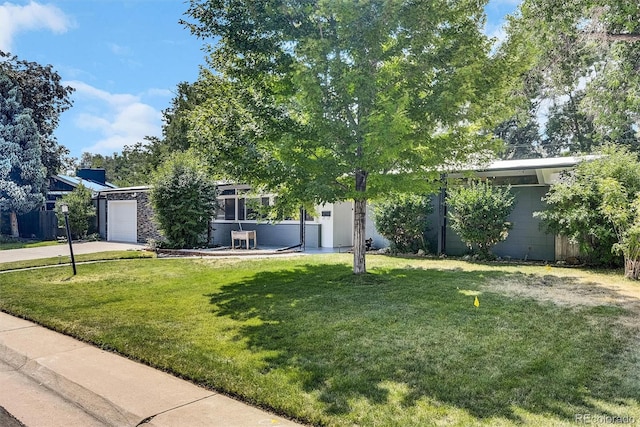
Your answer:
(61, 204), (76, 275)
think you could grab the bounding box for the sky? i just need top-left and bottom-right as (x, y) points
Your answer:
(1, 0), (521, 161)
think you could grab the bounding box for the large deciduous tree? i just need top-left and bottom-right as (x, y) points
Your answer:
(184, 0), (510, 274)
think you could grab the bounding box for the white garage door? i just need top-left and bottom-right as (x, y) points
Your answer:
(107, 200), (137, 242)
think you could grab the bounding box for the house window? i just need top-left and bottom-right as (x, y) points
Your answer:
(217, 186), (269, 221)
(489, 175), (539, 186)
(216, 185), (315, 222)
(224, 199), (235, 220)
(238, 198), (245, 220)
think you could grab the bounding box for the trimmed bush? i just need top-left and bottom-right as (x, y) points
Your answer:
(447, 180), (515, 259)
(373, 193), (433, 253)
(150, 152), (218, 248)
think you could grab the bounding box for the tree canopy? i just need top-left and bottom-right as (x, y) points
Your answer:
(78, 140), (158, 187)
(184, 0), (511, 273)
(0, 52), (74, 237)
(499, 0), (640, 157)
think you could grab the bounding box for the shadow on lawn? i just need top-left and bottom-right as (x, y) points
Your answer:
(207, 263), (637, 423)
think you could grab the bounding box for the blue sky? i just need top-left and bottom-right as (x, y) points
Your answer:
(1, 0), (521, 161)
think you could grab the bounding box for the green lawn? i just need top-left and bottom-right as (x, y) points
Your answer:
(0, 254), (638, 426)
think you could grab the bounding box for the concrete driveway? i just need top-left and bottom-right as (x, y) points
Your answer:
(0, 241), (146, 263)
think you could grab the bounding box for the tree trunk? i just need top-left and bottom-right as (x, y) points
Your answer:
(10, 210), (19, 238)
(624, 257), (640, 280)
(353, 198), (367, 274)
(352, 169), (368, 274)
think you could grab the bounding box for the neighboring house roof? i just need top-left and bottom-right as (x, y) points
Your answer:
(54, 174), (118, 193)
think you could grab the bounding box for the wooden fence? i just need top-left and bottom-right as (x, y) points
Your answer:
(18, 210), (60, 240)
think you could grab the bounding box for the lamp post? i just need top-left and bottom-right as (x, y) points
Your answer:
(61, 204), (76, 275)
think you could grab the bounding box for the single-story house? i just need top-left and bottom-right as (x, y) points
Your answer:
(99, 156), (590, 261)
(98, 184), (325, 248)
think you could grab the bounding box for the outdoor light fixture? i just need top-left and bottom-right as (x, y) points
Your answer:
(61, 203), (76, 275)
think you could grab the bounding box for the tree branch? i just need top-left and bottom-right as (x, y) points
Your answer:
(586, 32), (640, 42)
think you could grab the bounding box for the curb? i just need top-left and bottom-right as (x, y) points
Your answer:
(0, 335), (137, 426)
(0, 315), (305, 427)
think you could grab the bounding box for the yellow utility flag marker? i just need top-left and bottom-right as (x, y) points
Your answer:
(474, 296), (480, 307)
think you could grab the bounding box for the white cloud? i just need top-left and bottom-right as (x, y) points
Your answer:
(107, 42), (131, 56)
(0, 1), (71, 51)
(66, 80), (162, 155)
(146, 88), (173, 98)
(486, 24), (507, 47)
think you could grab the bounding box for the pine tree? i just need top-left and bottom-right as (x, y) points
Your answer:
(0, 76), (46, 237)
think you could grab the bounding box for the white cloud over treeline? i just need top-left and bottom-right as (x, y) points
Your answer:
(65, 80), (163, 155)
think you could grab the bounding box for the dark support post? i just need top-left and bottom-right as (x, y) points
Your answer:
(438, 174), (447, 255)
(299, 206), (306, 252)
(62, 204), (76, 275)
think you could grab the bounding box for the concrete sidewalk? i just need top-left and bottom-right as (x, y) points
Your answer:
(0, 241), (343, 264)
(0, 241), (147, 263)
(0, 312), (304, 427)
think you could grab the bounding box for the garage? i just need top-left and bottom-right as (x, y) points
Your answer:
(107, 200), (137, 242)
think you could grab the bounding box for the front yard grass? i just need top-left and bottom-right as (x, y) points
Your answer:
(0, 254), (638, 426)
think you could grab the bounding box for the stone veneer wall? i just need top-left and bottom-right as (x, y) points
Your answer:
(105, 190), (162, 243)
